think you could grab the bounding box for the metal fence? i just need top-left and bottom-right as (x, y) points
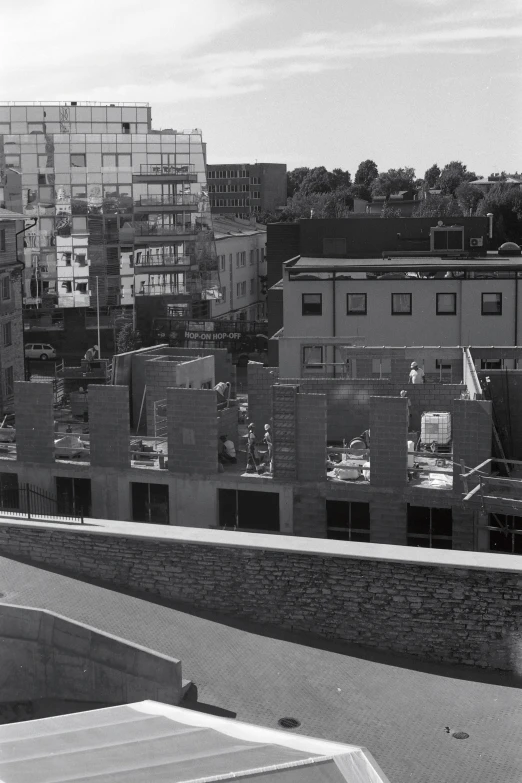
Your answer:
(0, 483), (84, 524)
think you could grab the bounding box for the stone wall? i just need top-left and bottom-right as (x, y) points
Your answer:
(0, 523), (520, 672)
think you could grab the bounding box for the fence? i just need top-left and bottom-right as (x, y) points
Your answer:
(0, 483), (84, 524)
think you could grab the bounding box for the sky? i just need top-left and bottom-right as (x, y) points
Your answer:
(1, 0), (521, 178)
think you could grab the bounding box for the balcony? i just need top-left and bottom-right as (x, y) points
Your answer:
(135, 281), (200, 297)
(135, 254), (192, 270)
(134, 163), (197, 183)
(133, 223), (197, 241)
(135, 194), (199, 211)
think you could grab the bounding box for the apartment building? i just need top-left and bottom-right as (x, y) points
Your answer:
(0, 102), (218, 319)
(212, 217), (267, 321)
(0, 208), (26, 413)
(207, 163), (286, 218)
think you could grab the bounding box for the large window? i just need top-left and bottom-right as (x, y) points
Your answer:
(326, 500), (370, 542)
(407, 505), (452, 549)
(436, 293), (457, 315)
(70, 153), (86, 168)
(219, 489), (280, 531)
(131, 482), (169, 525)
(431, 227), (464, 252)
(56, 477), (92, 517)
(302, 345), (324, 370)
(347, 293), (367, 315)
(302, 293), (322, 316)
(488, 513), (522, 554)
(2, 321), (12, 347)
(1, 276), (11, 300)
(391, 293), (412, 315)
(482, 292), (502, 315)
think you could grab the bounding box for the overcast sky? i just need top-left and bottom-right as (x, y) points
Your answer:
(1, 0), (521, 177)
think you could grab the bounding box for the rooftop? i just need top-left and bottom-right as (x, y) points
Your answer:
(0, 101), (150, 107)
(286, 254), (522, 272)
(0, 207), (29, 221)
(0, 529), (520, 783)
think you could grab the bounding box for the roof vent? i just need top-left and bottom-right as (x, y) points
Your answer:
(498, 242), (522, 256)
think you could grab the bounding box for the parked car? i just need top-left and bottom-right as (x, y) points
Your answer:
(24, 343), (57, 361)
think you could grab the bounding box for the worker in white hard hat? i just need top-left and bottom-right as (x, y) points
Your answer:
(409, 361), (425, 384)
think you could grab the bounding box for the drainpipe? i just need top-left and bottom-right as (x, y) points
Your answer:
(515, 274), (518, 346)
(332, 272), (336, 378)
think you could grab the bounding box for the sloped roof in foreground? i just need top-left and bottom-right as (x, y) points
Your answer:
(0, 700), (389, 783)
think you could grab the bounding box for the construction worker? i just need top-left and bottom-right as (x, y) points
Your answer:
(245, 423), (257, 472)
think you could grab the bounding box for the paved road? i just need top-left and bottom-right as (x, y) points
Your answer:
(0, 555), (520, 783)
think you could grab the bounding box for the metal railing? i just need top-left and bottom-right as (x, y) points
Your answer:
(135, 283), (196, 296)
(133, 223), (196, 237)
(1, 101), (149, 107)
(0, 483), (83, 524)
(139, 194), (198, 207)
(135, 254), (191, 267)
(139, 163), (196, 176)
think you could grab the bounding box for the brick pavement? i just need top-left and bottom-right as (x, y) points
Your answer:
(0, 555), (520, 783)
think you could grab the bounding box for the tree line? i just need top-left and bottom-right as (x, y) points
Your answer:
(258, 161), (522, 245)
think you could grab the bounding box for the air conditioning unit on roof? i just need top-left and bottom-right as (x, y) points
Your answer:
(470, 237), (484, 247)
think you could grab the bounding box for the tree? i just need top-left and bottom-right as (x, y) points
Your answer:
(455, 182), (483, 215)
(116, 323), (142, 354)
(354, 159), (378, 188)
(476, 184), (522, 245)
(371, 167), (416, 199)
(423, 164), (440, 189)
(412, 195), (464, 218)
(438, 161), (476, 196)
(277, 186), (354, 222)
(299, 166), (351, 195)
(287, 167), (310, 197)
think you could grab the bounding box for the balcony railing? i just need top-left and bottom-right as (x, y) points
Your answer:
(139, 163), (196, 176)
(136, 282), (200, 296)
(135, 254), (191, 267)
(139, 194), (198, 207)
(133, 223), (196, 237)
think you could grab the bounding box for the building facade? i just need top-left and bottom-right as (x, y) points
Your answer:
(0, 208), (26, 414)
(0, 102), (218, 320)
(207, 163), (286, 218)
(212, 217), (267, 321)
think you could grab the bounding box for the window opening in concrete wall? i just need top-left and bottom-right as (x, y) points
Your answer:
(131, 482), (169, 525)
(326, 500), (370, 541)
(488, 513), (522, 554)
(347, 293), (367, 315)
(302, 293), (322, 316)
(0, 473), (19, 510)
(218, 488), (280, 532)
(481, 293), (502, 315)
(56, 477), (92, 518)
(407, 505), (452, 549)
(391, 293), (412, 315)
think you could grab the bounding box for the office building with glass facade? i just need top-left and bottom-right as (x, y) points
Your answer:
(0, 102), (219, 320)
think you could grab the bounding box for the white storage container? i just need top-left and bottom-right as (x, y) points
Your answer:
(420, 412), (452, 447)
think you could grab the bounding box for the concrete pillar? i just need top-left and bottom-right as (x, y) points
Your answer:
(89, 385), (130, 468)
(167, 387), (218, 475)
(14, 381), (54, 464)
(296, 392), (327, 482)
(370, 396), (408, 487)
(452, 399), (492, 491)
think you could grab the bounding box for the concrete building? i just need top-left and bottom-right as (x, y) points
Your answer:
(207, 163), (287, 218)
(212, 216), (267, 321)
(0, 208), (27, 415)
(0, 101), (218, 321)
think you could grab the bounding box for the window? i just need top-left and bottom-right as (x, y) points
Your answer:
(436, 292), (457, 315)
(326, 501), (370, 542)
(56, 477), (92, 517)
(63, 252), (72, 266)
(371, 357), (391, 376)
(221, 286), (226, 302)
(482, 292), (502, 315)
(219, 254), (226, 271)
(236, 282), (241, 297)
(131, 482), (169, 525)
(219, 489), (280, 531)
(70, 153), (86, 167)
(391, 293), (412, 315)
(302, 293), (322, 316)
(431, 226), (464, 252)
(347, 293), (367, 315)
(122, 122), (131, 134)
(3, 366), (13, 399)
(488, 513), (522, 554)
(102, 153), (131, 168)
(1, 276), (10, 300)
(236, 253), (240, 268)
(250, 278), (255, 294)
(302, 345), (324, 369)
(240, 252), (246, 266)
(2, 321), (12, 347)
(250, 249), (255, 265)
(61, 281), (72, 293)
(75, 282), (88, 293)
(323, 237), (347, 255)
(72, 217), (87, 233)
(241, 281), (246, 296)
(407, 505), (452, 549)
(0, 229), (5, 252)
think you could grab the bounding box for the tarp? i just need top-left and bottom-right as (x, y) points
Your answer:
(0, 701), (390, 783)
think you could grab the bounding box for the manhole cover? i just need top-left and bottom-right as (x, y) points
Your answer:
(278, 717), (301, 730)
(452, 731), (469, 740)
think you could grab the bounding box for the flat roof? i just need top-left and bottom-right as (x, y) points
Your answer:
(286, 255), (522, 272)
(0, 207), (29, 221)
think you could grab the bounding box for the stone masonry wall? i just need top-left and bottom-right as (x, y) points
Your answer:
(0, 524), (520, 672)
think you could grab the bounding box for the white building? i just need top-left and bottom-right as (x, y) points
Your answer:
(212, 216), (267, 321)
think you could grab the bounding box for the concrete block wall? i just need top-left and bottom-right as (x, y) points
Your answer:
(89, 385), (130, 468)
(247, 362), (279, 436)
(168, 387), (218, 474)
(0, 524), (520, 672)
(452, 399), (493, 490)
(145, 358), (179, 436)
(293, 489), (327, 537)
(370, 396), (408, 487)
(272, 385), (298, 480)
(370, 495), (407, 545)
(14, 381), (54, 463)
(296, 393), (327, 482)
